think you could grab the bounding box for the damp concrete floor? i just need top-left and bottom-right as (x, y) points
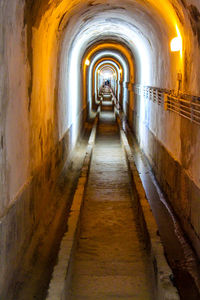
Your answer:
(68, 111), (154, 299)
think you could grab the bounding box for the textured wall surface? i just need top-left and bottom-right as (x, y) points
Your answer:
(131, 92), (200, 259)
(1, 0), (200, 296)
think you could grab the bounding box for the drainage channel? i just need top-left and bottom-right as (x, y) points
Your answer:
(46, 108), (178, 299)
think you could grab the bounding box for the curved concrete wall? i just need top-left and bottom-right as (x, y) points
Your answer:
(1, 0), (200, 296)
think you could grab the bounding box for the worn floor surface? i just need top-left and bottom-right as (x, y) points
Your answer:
(69, 111), (154, 300)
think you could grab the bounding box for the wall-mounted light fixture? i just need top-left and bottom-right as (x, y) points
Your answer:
(170, 37), (182, 52)
(170, 25), (182, 55)
(85, 59), (90, 66)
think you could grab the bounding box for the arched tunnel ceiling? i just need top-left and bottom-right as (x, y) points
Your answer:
(98, 65), (118, 76)
(2, 2), (200, 298)
(86, 49), (130, 108)
(98, 64), (117, 72)
(60, 7), (169, 87)
(95, 59), (122, 83)
(18, 0), (200, 170)
(97, 60), (121, 72)
(97, 61), (121, 75)
(27, 0), (200, 94)
(53, 0), (199, 141)
(29, 0), (184, 35)
(84, 42), (134, 82)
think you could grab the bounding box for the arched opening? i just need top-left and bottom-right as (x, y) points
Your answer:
(2, 1), (200, 298)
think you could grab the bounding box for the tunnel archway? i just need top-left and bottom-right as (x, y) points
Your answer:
(83, 46), (132, 116)
(96, 63), (119, 97)
(83, 42), (134, 104)
(2, 1), (200, 298)
(94, 58), (123, 106)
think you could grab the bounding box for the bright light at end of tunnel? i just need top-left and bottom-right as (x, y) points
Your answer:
(103, 72), (112, 78)
(85, 59), (90, 66)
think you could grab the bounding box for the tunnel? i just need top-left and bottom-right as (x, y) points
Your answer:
(1, 0), (200, 299)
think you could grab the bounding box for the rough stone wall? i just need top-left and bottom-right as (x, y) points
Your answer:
(127, 0), (200, 259)
(0, 0), (29, 214)
(0, 0), (87, 296)
(131, 92), (200, 259)
(182, 0), (200, 94)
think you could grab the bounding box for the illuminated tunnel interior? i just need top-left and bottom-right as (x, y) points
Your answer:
(1, 0), (200, 299)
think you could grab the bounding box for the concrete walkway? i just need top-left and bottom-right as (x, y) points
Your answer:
(68, 111), (154, 299)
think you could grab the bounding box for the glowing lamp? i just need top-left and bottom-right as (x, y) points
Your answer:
(170, 37), (182, 52)
(85, 59), (90, 66)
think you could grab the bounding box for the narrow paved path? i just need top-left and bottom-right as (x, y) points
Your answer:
(69, 111), (154, 299)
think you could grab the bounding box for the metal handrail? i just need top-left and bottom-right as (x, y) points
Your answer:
(134, 84), (200, 126)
